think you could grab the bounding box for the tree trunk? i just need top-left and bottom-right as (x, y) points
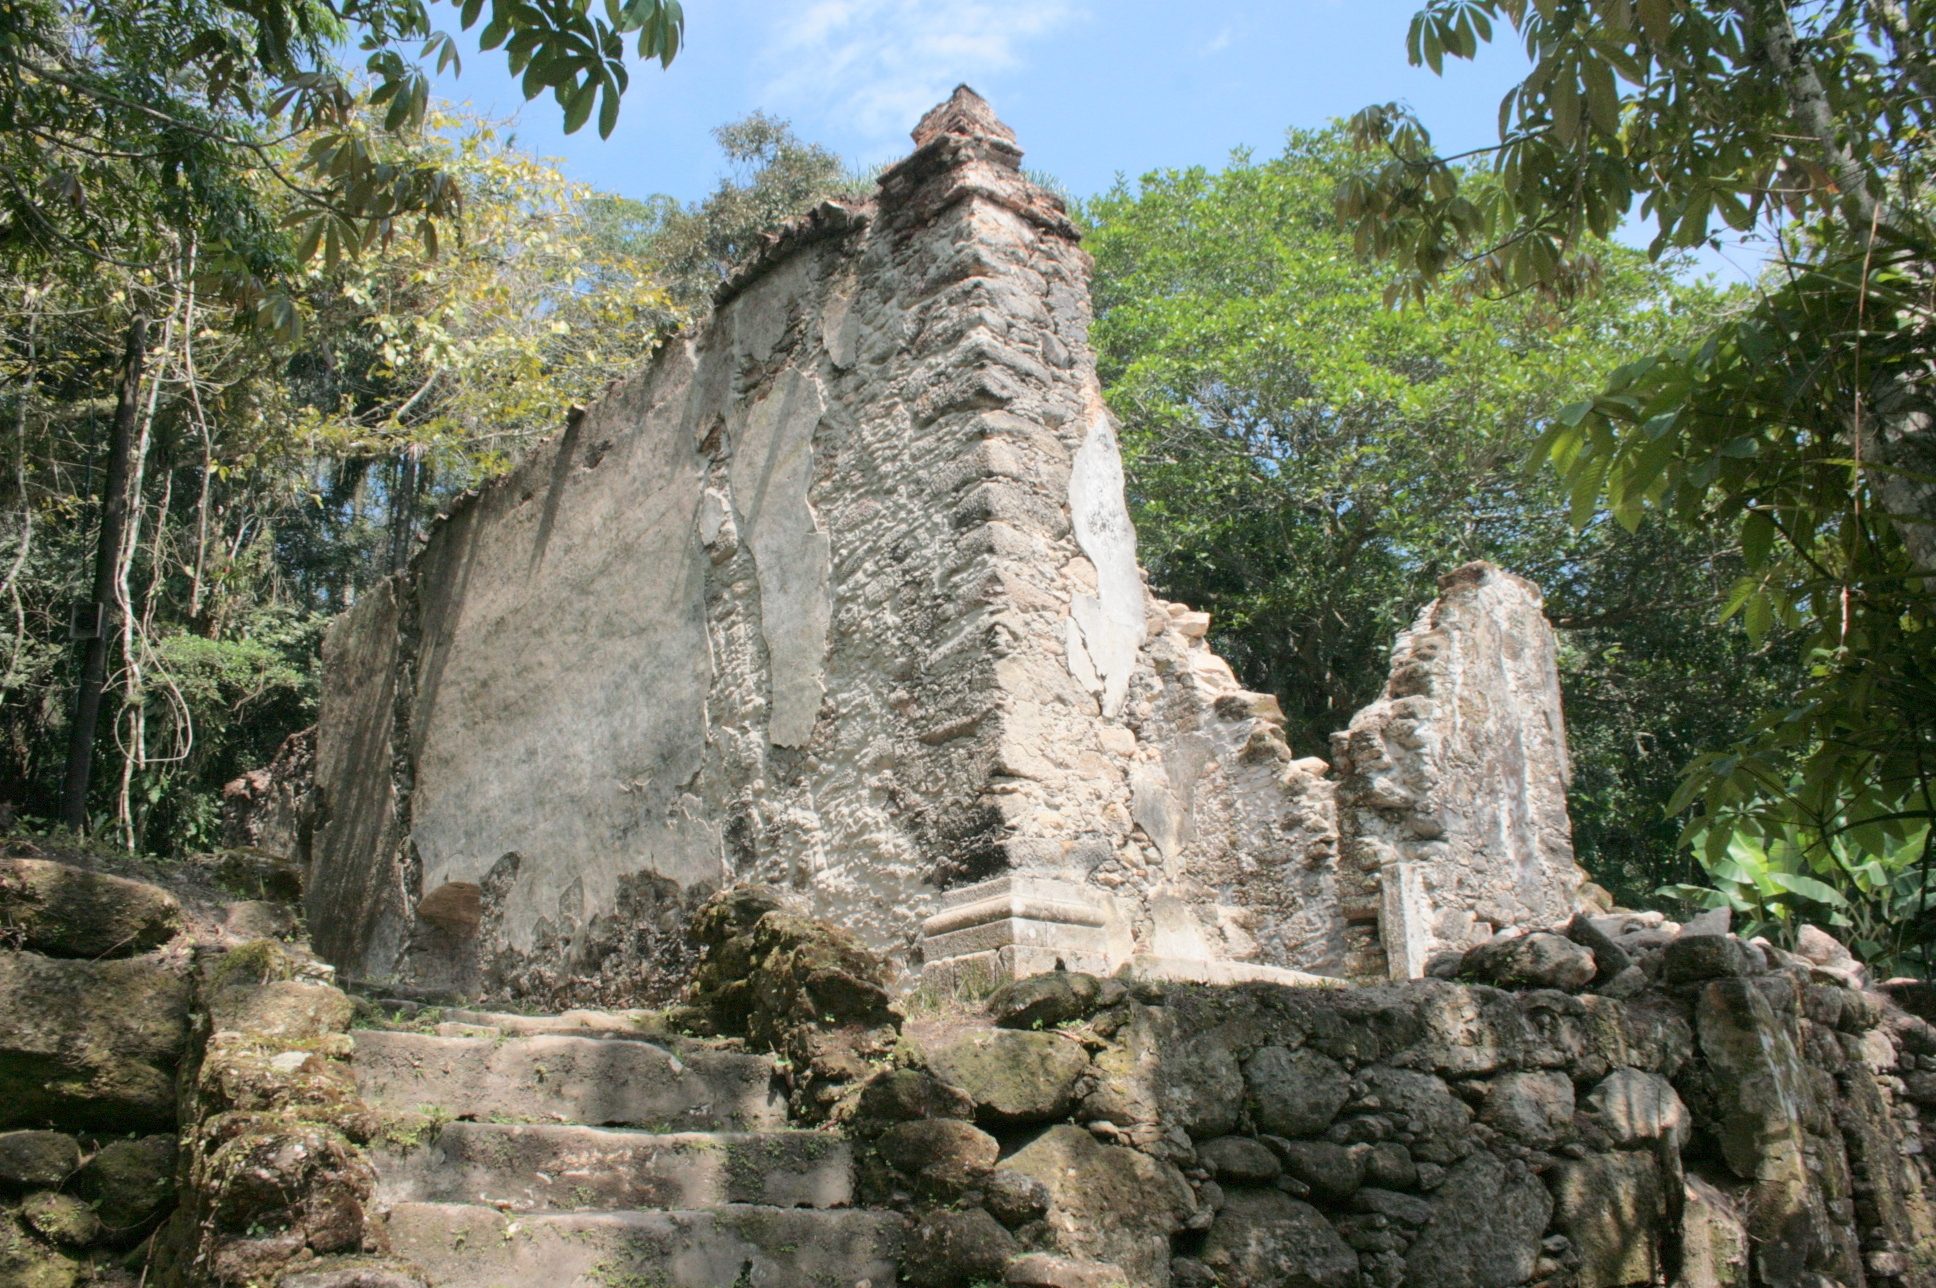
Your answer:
(388, 448), (421, 574)
(59, 315), (147, 831)
(1744, 0), (1936, 577)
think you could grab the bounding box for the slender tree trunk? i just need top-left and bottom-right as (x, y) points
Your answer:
(1743, 0), (1936, 576)
(59, 315), (147, 831)
(388, 448), (420, 573)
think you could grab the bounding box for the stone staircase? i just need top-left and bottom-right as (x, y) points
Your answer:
(350, 1006), (905, 1287)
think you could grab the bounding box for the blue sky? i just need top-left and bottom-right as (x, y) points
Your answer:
(430, 0), (1761, 281)
(433, 1), (1529, 203)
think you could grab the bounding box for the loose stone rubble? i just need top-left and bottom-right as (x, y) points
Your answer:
(272, 87), (1591, 1003)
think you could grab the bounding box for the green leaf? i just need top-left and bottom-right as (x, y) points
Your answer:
(1637, 0), (1672, 43)
(563, 81), (595, 133)
(598, 82), (620, 137)
(1766, 871), (1848, 907)
(1741, 509), (1774, 568)
(1582, 53), (1619, 135)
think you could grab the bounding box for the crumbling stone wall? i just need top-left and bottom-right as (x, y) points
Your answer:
(854, 911), (1936, 1288)
(0, 847), (392, 1287)
(293, 88), (1350, 1001)
(294, 88), (1589, 1003)
(1334, 563), (1589, 980)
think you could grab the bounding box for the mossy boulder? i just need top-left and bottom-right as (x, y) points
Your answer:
(194, 1039), (369, 1140)
(0, 1207), (81, 1288)
(78, 1134), (178, 1241)
(682, 887), (901, 1119)
(19, 1191), (100, 1248)
(902, 1207), (1017, 1288)
(207, 980), (354, 1042)
(873, 1119), (1000, 1201)
(1000, 1126), (1194, 1286)
(853, 1068), (975, 1127)
(0, 951), (189, 1131)
(986, 972), (1124, 1030)
(0, 858), (182, 958)
(163, 1111), (377, 1285)
(1200, 1190), (1358, 1288)
(0, 1132), (81, 1187)
(921, 1028), (1088, 1123)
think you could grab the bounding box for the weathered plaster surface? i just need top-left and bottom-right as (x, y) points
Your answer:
(1333, 562), (1589, 979)
(299, 89), (1583, 1000)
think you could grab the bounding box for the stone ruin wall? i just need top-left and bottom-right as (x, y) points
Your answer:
(290, 88), (1589, 1004)
(1336, 563), (1593, 979)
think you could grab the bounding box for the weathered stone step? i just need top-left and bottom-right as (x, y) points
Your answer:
(382, 1202), (905, 1288)
(371, 1123), (854, 1211)
(352, 1030), (783, 1130)
(364, 1001), (682, 1041)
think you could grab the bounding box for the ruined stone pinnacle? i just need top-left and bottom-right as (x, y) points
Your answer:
(911, 83), (1018, 149)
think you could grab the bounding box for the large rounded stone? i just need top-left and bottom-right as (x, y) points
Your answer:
(876, 1118), (999, 1199)
(1001, 1125), (1194, 1285)
(903, 1207), (1017, 1288)
(0, 1132), (81, 1186)
(0, 859), (181, 958)
(1199, 1189), (1358, 1288)
(0, 1209), (81, 1288)
(20, 1192), (99, 1248)
(983, 1168), (1052, 1227)
(1246, 1046), (1351, 1138)
(1276, 1140), (1363, 1202)
(78, 1135), (178, 1239)
(1663, 935), (1755, 985)
(1357, 1067), (1472, 1165)
(1550, 1152), (1665, 1288)
(923, 1028), (1088, 1122)
(1403, 1152), (1552, 1288)
(1479, 1070), (1575, 1147)
(1582, 1067), (1690, 1149)
(987, 972), (1123, 1030)
(1082, 1004), (1243, 1139)
(854, 1068), (974, 1125)
(1460, 933), (1597, 991)
(1198, 1136), (1281, 1185)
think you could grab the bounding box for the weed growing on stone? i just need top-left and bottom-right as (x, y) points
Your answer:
(210, 937), (294, 987)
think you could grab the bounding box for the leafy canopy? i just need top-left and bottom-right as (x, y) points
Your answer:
(0, 0), (685, 323)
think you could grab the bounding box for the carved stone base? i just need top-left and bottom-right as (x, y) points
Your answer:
(918, 874), (1120, 986)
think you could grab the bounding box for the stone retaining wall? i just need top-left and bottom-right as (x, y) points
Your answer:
(857, 911), (1936, 1288)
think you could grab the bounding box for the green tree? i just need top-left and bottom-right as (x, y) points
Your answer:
(635, 112), (864, 310)
(1082, 128), (1775, 904)
(1343, 0), (1935, 968)
(1, 0), (687, 829)
(0, 104), (678, 849)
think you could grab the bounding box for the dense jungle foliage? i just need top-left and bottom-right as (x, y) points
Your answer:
(1, 0), (1930, 972)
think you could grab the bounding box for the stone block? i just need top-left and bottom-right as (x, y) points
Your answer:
(0, 951), (188, 1132)
(0, 858), (181, 958)
(922, 1027), (1089, 1122)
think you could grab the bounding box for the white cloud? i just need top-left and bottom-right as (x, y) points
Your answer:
(1200, 25), (1233, 55)
(757, 0), (1084, 141)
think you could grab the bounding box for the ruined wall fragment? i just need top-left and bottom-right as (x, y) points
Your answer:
(1332, 561), (1589, 979)
(291, 88), (1360, 1000)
